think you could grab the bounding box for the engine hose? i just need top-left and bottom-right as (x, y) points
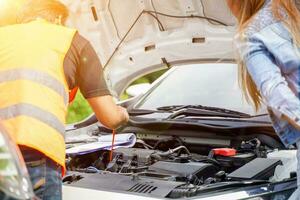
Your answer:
(239, 134), (284, 149)
(256, 134), (284, 149)
(156, 146), (191, 157)
(153, 137), (184, 149)
(150, 153), (162, 161)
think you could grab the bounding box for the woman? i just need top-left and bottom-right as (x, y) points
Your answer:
(226, 0), (300, 198)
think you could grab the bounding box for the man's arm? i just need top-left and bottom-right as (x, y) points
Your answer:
(65, 33), (129, 129)
(88, 95), (129, 129)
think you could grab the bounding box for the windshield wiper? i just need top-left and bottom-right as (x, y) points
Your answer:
(128, 108), (170, 116)
(168, 180), (271, 198)
(157, 105), (251, 119)
(195, 180), (271, 193)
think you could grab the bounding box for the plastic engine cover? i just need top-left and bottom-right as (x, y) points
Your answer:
(148, 161), (218, 181)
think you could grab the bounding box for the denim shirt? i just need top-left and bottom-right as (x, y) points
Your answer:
(236, 0), (300, 147)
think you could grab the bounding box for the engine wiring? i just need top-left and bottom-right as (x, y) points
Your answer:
(102, 9), (230, 70)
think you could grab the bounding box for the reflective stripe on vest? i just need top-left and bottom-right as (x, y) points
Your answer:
(0, 69), (68, 105)
(0, 103), (65, 135)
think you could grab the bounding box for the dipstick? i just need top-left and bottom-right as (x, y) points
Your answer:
(109, 129), (116, 161)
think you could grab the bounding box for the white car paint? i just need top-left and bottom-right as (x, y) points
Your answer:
(62, 0), (236, 96)
(63, 186), (160, 200)
(62, 185), (261, 200)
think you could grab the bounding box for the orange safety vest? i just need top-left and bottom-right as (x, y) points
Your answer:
(0, 19), (77, 174)
(69, 87), (79, 103)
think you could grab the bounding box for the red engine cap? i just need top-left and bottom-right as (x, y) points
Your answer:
(212, 148), (237, 157)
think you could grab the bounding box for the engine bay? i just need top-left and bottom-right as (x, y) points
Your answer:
(64, 132), (295, 198)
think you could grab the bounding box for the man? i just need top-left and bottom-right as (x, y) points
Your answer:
(0, 0), (129, 199)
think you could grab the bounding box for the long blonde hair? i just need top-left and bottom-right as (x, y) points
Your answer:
(236, 0), (300, 110)
(16, 0), (69, 25)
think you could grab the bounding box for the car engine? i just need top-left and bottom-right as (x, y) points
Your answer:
(64, 135), (288, 198)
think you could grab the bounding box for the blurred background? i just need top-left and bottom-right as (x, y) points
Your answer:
(66, 70), (166, 123)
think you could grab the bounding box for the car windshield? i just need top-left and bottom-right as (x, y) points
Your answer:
(134, 63), (265, 116)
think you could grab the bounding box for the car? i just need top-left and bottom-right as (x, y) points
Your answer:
(63, 62), (297, 200)
(62, 0), (298, 199)
(0, 125), (35, 200)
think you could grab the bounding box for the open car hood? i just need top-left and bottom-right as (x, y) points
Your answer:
(63, 0), (236, 96)
(61, 4), (298, 196)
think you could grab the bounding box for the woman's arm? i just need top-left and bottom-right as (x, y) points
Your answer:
(243, 37), (300, 128)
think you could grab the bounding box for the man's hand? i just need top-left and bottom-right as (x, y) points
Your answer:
(87, 95), (129, 129)
(117, 106), (129, 126)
